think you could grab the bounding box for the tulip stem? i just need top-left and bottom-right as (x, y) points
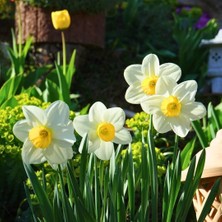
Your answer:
(61, 31), (66, 75)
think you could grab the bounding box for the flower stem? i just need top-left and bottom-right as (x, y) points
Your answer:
(172, 135), (179, 165)
(61, 31), (66, 75)
(147, 115), (158, 221)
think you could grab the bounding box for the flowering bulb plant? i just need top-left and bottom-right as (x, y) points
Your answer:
(12, 53), (221, 222)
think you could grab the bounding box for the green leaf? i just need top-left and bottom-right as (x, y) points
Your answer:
(66, 49), (76, 90)
(23, 163), (54, 222)
(0, 74), (23, 106)
(55, 63), (71, 105)
(43, 79), (61, 102)
(197, 178), (221, 222)
(181, 138), (196, 170)
(0, 96), (18, 109)
(191, 120), (208, 149)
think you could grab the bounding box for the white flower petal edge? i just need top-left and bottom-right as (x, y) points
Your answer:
(22, 105), (47, 126)
(94, 141), (114, 160)
(142, 54), (159, 77)
(73, 115), (92, 137)
(153, 114), (171, 134)
(13, 119), (32, 142)
(43, 143), (73, 165)
(113, 129), (132, 144)
(89, 101), (106, 122)
(22, 139), (46, 164)
(124, 64), (143, 85)
(159, 63), (181, 81)
(174, 80), (197, 103)
(125, 82), (146, 104)
(103, 107), (125, 130)
(182, 102), (206, 121)
(170, 115), (191, 138)
(46, 100), (70, 127)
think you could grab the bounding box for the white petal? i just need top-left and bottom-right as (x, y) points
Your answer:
(113, 128), (132, 144)
(73, 115), (92, 136)
(22, 105), (47, 126)
(141, 96), (163, 114)
(53, 121), (76, 147)
(153, 114), (171, 134)
(89, 101), (106, 122)
(142, 54), (159, 77)
(78, 133), (87, 153)
(155, 76), (177, 95)
(159, 63), (181, 81)
(88, 135), (101, 153)
(22, 139), (46, 164)
(124, 64), (143, 85)
(174, 80), (197, 103)
(182, 102), (206, 121)
(46, 101), (70, 126)
(104, 107), (125, 130)
(170, 115), (191, 137)
(94, 141), (114, 160)
(125, 82), (148, 104)
(43, 143), (73, 164)
(13, 120), (31, 142)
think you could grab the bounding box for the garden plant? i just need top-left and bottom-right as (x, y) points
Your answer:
(1, 2), (222, 222)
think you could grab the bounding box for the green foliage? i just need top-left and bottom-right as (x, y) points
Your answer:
(20, 0), (123, 13)
(0, 0), (15, 19)
(106, 0), (176, 56)
(7, 30), (33, 78)
(172, 15), (218, 84)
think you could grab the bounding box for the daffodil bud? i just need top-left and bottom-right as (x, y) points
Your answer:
(51, 9), (71, 30)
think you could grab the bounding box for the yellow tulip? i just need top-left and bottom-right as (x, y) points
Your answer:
(51, 9), (71, 30)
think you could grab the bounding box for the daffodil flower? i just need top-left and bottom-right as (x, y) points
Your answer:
(141, 80), (206, 137)
(73, 102), (132, 160)
(124, 54), (181, 104)
(51, 9), (71, 30)
(13, 101), (76, 168)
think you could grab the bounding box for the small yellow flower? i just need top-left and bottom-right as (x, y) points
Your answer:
(51, 9), (71, 30)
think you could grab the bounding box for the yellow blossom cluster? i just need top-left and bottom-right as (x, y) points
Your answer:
(126, 112), (150, 140)
(121, 141), (166, 177)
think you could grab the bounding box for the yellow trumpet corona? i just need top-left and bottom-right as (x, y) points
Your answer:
(51, 9), (71, 30)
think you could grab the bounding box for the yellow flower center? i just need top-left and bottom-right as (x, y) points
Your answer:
(97, 122), (115, 142)
(29, 126), (52, 148)
(141, 76), (159, 95)
(161, 96), (181, 117)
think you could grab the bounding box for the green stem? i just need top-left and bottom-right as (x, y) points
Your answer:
(61, 31), (66, 75)
(172, 135), (179, 165)
(147, 115), (158, 222)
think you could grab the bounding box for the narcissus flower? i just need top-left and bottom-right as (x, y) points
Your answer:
(13, 101), (76, 168)
(73, 102), (132, 160)
(51, 9), (71, 30)
(141, 80), (206, 137)
(124, 54), (181, 104)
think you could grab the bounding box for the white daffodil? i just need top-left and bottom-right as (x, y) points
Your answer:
(73, 101), (132, 160)
(13, 100), (76, 168)
(124, 53), (181, 104)
(141, 80), (206, 137)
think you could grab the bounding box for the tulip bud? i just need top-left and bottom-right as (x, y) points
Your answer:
(51, 9), (71, 30)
